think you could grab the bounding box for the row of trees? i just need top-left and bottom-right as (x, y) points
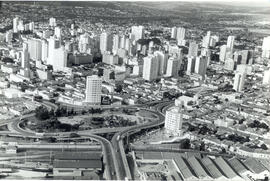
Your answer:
(248, 120), (269, 131)
(35, 106), (104, 120)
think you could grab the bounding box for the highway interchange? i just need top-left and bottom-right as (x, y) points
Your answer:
(0, 99), (173, 180)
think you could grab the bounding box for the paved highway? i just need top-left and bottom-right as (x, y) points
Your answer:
(110, 101), (172, 180)
(2, 99), (173, 180)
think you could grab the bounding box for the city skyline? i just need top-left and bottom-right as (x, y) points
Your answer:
(0, 1), (269, 180)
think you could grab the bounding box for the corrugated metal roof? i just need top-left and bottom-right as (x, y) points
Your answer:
(142, 151), (163, 160)
(228, 158), (248, 174)
(201, 157), (224, 179)
(214, 157), (238, 179)
(243, 158), (268, 174)
(173, 157), (197, 179)
(53, 160), (102, 169)
(187, 156), (210, 179)
(54, 152), (101, 160)
(259, 159), (270, 171)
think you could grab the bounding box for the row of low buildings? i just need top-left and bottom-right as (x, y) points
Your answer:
(133, 150), (270, 181)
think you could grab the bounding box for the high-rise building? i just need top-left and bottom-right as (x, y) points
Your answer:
(176, 27), (185, 42)
(142, 54), (159, 81)
(27, 38), (42, 61)
(17, 20), (24, 32)
(233, 72), (246, 92)
(103, 52), (119, 65)
(13, 17), (19, 33)
(194, 56), (208, 78)
(41, 40), (48, 62)
(186, 57), (196, 75)
(233, 51), (242, 64)
(169, 45), (182, 58)
(188, 41), (198, 57)
(154, 51), (168, 76)
(21, 43), (29, 69)
(219, 45), (227, 62)
(262, 36), (270, 58)
(209, 35), (219, 47)
(131, 26), (144, 41)
(226, 36), (235, 52)
(164, 106), (183, 135)
(124, 38), (130, 52)
(201, 48), (211, 66)
(49, 17), (56, 27)
(100, 32), (113, 54)
(29, 22), (34, 31)
(52, 46), (68, 71)
(171, 27), (177, 39)
(47, 36), (60, 64)
(5, 31), (13, 44)
(263, 69), (270, 85)
(112, 34), (120, 55)
(224, 58), (235, 71)
(240, 50), (251, 64)
(85, 75), (102, 104)
(166, 56), (179, 77)
(78, 33), (90, 53)
(202, 31), (211, 48)
(54, 27), (61, 39)
(120, 35), (126, 49)
(236, 64), (252, 75)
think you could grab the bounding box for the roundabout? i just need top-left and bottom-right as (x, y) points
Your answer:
(1, 100), (174, 180)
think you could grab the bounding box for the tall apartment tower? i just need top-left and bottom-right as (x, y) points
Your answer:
(202, 31), (211, 48)
(171, 27), (177, 39)
(142, 54), (159, 81)
(194, 56), (208, 79)
(188, 41), (198, 57)
(186, 57), (196, 75)
(13, 17), (19, 33)
(226, 36), (235, 52)
(154, 51), (168, 76)
(41, 39), (48, 62)
(166, 56), (179, 77)
(233, 72), (246, 92)
(112, 34), (121, 55)
(27, 38), (42, 61)
(176, 27), (185, 42)
(262, 36), (270, 58)
(164, 106), (183, 136)
(100, 32), (113, 54)
(131, 26), (144, 41)
(263, 69), (270, 85)
(21, 42), (30, 69)
(219, 45), (227, 62)
(49, 17), (56, 27)
(85, 75), (102, 104)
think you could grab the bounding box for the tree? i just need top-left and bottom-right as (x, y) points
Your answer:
(81, 110), (87, 115)
(180, 139), (190, 149)
(35, 107), (50, 120)
(199, 142), (206, 151)
(261, 144), (268, 150)
(115, 84), (123, 93)
(239, 118), (245, 124)
(55, 108), (61, 117)
(220, 148), (226, 154)
(49, 109), (55, 117)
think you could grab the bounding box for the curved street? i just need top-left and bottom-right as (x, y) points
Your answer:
(1, 100), (173, 180)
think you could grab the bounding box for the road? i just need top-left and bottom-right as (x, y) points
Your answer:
(2, 99), (173, 180)
(110, 101), (172, 180)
